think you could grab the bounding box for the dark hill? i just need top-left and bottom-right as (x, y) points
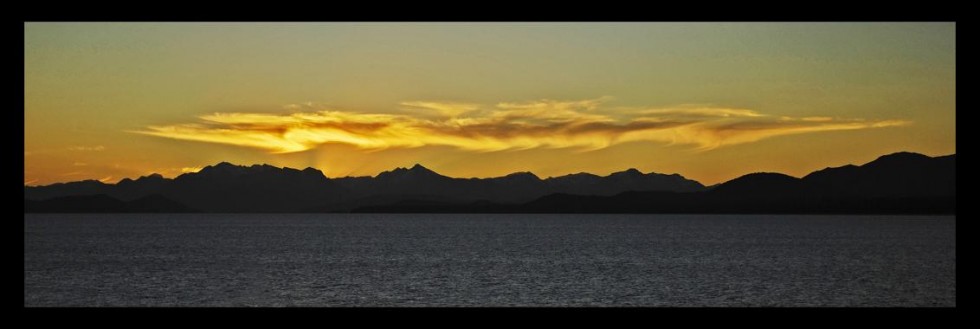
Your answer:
(802, 152), (955, 198)
(352, 152), (955, 214)
(25, 151), (953, 214)
(24, 194), (195, 213)
(165, 163), (345, 212)
(710, 172), (803, 197)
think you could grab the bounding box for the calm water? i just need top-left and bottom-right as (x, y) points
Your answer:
(24, 214), (955, 307)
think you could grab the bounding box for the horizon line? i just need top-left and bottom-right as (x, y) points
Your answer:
(23, 150), (955, 188)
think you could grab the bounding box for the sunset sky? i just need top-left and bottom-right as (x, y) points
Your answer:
(24, 22), (955, 186)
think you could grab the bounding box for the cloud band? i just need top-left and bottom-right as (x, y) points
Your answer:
(135, 99), (910, 153)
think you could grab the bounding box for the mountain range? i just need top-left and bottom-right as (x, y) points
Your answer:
(24, 151), (955, 214)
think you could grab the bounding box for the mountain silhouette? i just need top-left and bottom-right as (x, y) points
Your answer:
(164, 163), (345, 212)
(114, 174), (172, 201)
(321, 164), (704, 209)
(25, 151), (954, 214)
(24, 194), (195, 213)
(547, 169), (703, 196)
(25, 161), (704, 212)
(24, 179), (110, 201)
(354, 152), (956, 214)
(709, 172), (802, 196)
(801, 152), (955, 198)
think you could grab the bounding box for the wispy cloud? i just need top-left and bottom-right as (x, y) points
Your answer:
(68, 145), (105, 152)
(134, 98), (910, 153)
(401, 101), (481, 118)
(636, 107), (765, 118)
(181, 167), (202, 173)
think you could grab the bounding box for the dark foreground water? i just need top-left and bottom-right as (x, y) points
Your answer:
(24, 214), (955, 307)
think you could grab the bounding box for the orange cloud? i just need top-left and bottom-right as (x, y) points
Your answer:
(181, 167), (203, 173)
(134, 98), (910, 153)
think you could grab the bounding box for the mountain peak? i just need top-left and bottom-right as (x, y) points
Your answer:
(138, 173), (165, 180)
(722, 172), (801, 186)
(711, 172), (801, 194)
(302, 167), (323, 174)
(407, 164), (444, 176)
(611, 168), (643, 176)
(864, 152), (933, 169)
(195, 162), (242, 176)
(213, 161), (238, 168)
(503, 171), (541, 180)
(871, 151), (930, 162)
(377, 163), (445, 179)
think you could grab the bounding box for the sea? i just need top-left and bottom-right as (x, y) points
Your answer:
(24, 214), (956, 307)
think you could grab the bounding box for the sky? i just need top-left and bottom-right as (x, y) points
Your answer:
(24, 22), (955, 186)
